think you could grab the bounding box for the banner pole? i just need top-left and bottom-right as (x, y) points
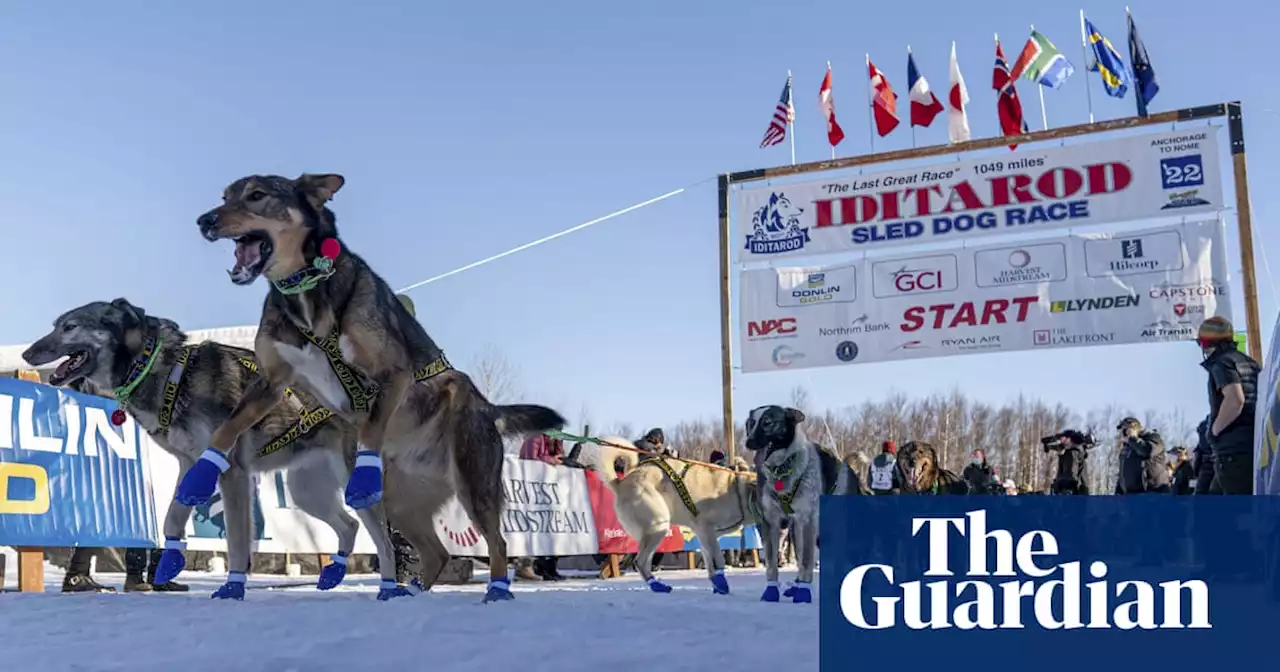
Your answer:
(1227, 102), (1263, 363)
(1079, 10), (1096, 123)
(717, 174), (737, 462)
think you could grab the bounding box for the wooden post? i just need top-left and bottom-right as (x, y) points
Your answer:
(17, 547), (43, 592)
(686, 551), (697, 570)
(750, 549), (760, 567)
(1227, 102), (1263, 364)
(717, 174), (736, 465)
(601, 553), (620, 579)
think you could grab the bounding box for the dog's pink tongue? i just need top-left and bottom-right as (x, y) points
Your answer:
(233, 239), (260, 272)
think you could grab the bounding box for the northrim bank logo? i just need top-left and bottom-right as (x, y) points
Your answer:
(838, 510), (1210, 630)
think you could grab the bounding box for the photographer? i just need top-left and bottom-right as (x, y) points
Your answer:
(962, 449), (1000, 494)
(1042, 430), (1094, 495)
(1115, 417), (1170, 495)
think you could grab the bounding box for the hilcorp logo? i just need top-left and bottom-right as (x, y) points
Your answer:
(838, 510), (1211, 630)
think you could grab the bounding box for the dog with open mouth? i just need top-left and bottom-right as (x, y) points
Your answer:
(185, 173), (566, 603)
(21, 298), (414, 600)
(744, 405), (866, 604)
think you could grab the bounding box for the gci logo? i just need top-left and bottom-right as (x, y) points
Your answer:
(748, 318), (798, 339)
(893, 268), (944, 293)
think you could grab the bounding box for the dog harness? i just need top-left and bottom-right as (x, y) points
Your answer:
(294, 325), (453, 415)
(112, 334), (164, 404)
(639, 457), (700, 517)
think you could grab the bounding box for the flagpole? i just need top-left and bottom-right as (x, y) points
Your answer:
(787, 69), (796, 165)
(829, 61), (837, 160)
(1031, 24), (1049, 130)
(907, 46), (917, 149)
(1126, 6), (1145, 118)
(1079, 10), (1096, 123)
(864, 53), (875, 154)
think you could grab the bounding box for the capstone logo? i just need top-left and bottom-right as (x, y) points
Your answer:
(838, 510), (1211, 630)
(1149, 282), (1226, 302)
(1049, 294), (1139, 313)
(1173, 303), (1205, 317)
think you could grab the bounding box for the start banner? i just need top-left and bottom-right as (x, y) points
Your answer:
(739, 219), (1231, 373)
(735, 129), (1224, 262)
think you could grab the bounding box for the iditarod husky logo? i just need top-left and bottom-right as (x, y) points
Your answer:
(746, 192), (809, 255)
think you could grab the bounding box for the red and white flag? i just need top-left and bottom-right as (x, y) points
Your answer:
(867, 57), (900, 137)
(906, 48), (943, 127)
(818, 64), (845, 148)
(993, 37), (1028, 150)
(947, 42), (970, 143)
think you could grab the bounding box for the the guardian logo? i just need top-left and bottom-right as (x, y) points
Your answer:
(838, 510), (1210, 630)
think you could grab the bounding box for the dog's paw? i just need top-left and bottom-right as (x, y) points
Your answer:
(761, 584), (781, 602)
(790, 582), (812, 603)
(211, 575), (246, 601)
(316, 553), (348, 591)
(783, 584), (796, 598)
(344, 451), (384, 510)
(152, 539), (187, 585)
(175, 449), (229, 506)
(482, 579), (514, 603)
(377, 578), (424, 601)
(647, 578), (673, 593)
(710, 572), (730, 595)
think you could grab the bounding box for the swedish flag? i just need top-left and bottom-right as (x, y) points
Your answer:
(1084, 16), (1129, 99)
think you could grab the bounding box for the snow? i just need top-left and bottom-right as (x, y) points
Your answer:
(0, 564), (818, 672)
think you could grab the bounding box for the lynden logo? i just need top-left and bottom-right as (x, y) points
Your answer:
(1149, 282), (1226, 302)
(838, 510), (1211, 630)
(772, 344), (803, 367)
(1033, 329), (1116, 346)
(748, 318), (797, 339)
(1049, 295), (1139, 313)
(901, 297), (1038, 333)
(745, 192), (810, 255)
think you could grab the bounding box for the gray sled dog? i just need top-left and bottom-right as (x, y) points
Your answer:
(744, 405), (865, 604)
(21, 298), (407, 600)
(187, 173), (566, 602)
(590, 436), (757, 595)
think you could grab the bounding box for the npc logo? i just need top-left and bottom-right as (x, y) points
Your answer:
(745, 192), (810, 255)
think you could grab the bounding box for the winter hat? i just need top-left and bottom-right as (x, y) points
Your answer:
(1197, 317), (1233, 347)
(1117, 417), (1142, 432)
(882, 440), (896, 454)
(709, 450), (725, 464)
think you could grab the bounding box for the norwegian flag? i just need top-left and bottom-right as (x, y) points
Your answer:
(818, 64), (845, 147)
(906, 48), (943, 127)
(867, 57), (900, 137)
(759, 73), (794, 148)
(993, 37), (1029, 149)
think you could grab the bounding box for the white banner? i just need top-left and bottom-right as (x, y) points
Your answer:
(735, 129), (1225, 262)
(739, 220), (1233, 373)
(148, 451), (598, 557)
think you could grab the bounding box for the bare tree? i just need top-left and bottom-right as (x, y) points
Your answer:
(471, 344), (522, 404)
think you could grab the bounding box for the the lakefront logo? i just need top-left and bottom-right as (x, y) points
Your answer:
(837, 510), (1211, 630)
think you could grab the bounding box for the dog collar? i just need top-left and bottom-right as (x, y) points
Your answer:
(113, 335), (163, 403)
(273, 238), (341, 295)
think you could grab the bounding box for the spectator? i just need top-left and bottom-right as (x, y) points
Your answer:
(962, 449), (999, 494)
(1170, 447), (1195, 495)
(1115, 417), (1169, 494)
(634, 428), (669, 456)
(867, 441), (903, 494)
(516, 434), (566, 581)
(61, 548), (115, 593)
(709, 450), (726, 467)
(1192, 417), (1216, 494)
(124, 547), (189, 592)
(1003, 479), (1018, 495)
(1198, 317), (1260, 495)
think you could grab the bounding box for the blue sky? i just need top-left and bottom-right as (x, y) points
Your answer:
(1, 1), (1276, 434)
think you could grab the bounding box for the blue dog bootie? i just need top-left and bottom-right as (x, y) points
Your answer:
(789, 580), (812, 603)
(152, 536), (188, 585)
(761, 580), (781, 602)
(377, 577), (425, 601)
(345, 450), (384, 509)
(483, 578), (514, 603)
(176, 448), (230, 506)
(646, 576), (673, 593)
(317, 551), (348, 591)
(211, 571), (246, 601)
(710, 569), (730, 595)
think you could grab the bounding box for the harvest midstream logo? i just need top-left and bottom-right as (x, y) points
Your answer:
(838, 510), (1211, 630)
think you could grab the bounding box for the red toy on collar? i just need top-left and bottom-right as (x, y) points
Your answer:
(774, 480), (785, 492)
(111, 409), (127, 426)
(320, 238), (341, 262)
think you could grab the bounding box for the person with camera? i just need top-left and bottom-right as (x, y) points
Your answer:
(1198, 317), (1260, 495)
(1115, 417), (1170, 495)
(963, 449), (1000, 494)
(1042, 430), (1093, 495)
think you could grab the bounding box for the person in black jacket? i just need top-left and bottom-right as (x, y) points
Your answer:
(1198, 317), (1261, 495)
(962, 449), (999, 494)
(1191, 417), (1216, 494)
(1115, 417), (1170, 494)
(1169, 447), (1195, 495)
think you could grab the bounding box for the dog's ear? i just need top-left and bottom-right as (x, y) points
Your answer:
(784, 407), (805, 426)
(295, 173), (345, 210)
(110, 298), (146, 328)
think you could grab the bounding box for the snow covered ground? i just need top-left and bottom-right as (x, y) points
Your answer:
(1, 561), (818, 672)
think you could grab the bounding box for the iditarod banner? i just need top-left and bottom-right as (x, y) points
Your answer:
(735, 129), (1224, 262)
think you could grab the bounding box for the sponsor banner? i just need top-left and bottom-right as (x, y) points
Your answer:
(735, 129), (1224, 262)
(1257, 310), (1280, 495)
(586, 469), (684, 554)
(0, 379), (157, 547)
(819, 497), (1278, 668)
(739, 220), (1231, 373)
(680, 524), (763, 552)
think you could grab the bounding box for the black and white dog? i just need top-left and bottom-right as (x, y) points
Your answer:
(744, 405), (864, 603)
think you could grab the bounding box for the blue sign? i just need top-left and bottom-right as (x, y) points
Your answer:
(0, 378), (158, 547)
(682, 524), (762, 552)
(820, 496), (1279, 671)
(1256, 310), (1280, 495)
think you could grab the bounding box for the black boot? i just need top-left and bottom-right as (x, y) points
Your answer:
(124, 575), (154, 592)
(390, 526), (421, 585)
(141, 548), (188, 591)
(62, 573), (116, 593)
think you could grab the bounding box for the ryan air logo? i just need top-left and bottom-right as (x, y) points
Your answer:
(746, 192), (810, 255)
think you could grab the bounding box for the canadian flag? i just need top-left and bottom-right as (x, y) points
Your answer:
(866, 57), (900, 137)
(947, 41), (971, 143)
(818, 63), (845, 147)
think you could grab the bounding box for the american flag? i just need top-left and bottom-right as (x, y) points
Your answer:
(759, 74), (794, 148)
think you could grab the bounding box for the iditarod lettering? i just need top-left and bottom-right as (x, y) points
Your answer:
(838, 510), (1211, 630)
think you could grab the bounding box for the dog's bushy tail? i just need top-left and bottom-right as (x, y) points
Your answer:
(589, 436), (642, 489)
(493, 404), (566, 438)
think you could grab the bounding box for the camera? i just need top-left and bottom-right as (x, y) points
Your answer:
(1041, 430), (1095, 452)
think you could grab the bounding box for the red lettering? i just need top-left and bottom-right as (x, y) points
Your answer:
(950, 302), (977, 328)
(980, 299), (1010, 324)
(910, 185), (943, 217)
(1085, 162), (1133, 195)
(895, 270), (942, 292)
(900, 307), (925, 332)
(899, 297), (1039, 332)
(1012, 296), (1037, 321)
(747, 318), (797, 337)
(880, 190), (902, 220)
(988, 174), (1035, 207)
(941, 181), (986, 213)
(814, 199), (834, 227)
(928, 304), (953, 329)
(814, 195), (878, 227)
(1035, 167), (1084, 200)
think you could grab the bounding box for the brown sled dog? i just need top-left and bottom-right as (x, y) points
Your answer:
(181, 173), (566, 602)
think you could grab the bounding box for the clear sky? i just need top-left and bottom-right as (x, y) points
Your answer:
(1, 1), (1276, 434)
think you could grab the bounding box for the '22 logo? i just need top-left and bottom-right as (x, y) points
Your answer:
(1159, 154), (1205, 190)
